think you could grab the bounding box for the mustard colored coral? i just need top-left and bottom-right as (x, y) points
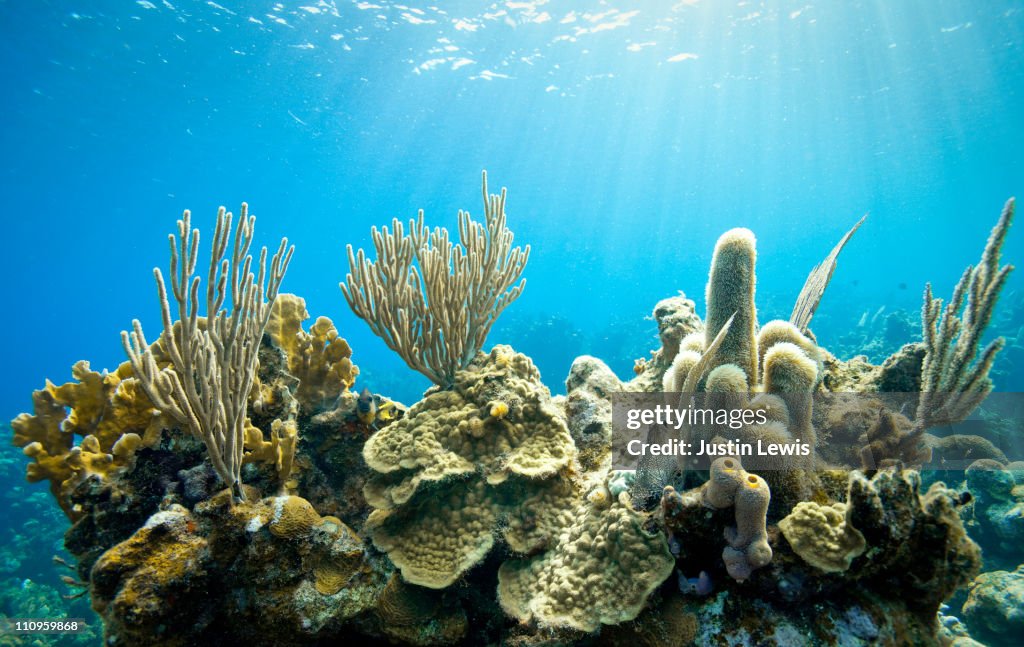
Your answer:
(366, 479), (501, 588)
(11, 360), (164, 517)
(268, 495), (323, 539)
(267, 293), (358, 412)
(242, 418), (299, 492)
(363, 345), (574, 508)
(779, 501), (866, 574)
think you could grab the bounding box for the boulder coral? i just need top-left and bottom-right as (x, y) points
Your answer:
(963, 458), (1024, 568)
(90, 494), (387, 646)
(962, 565), (1024, 645)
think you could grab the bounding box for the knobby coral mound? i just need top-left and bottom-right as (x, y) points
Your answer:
(778, 501), (866, 574)
(962, 565), (1024, 644)
(90, 495), (389, 646)
(963, 458), (1024, 569)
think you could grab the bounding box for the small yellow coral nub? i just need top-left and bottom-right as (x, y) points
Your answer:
(489, 401), (510, 420)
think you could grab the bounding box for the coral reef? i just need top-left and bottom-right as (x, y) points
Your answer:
(845, 468), (981, 619)
(8, 194), (1018, 646)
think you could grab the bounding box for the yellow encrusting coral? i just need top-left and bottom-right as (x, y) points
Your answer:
(242, 418), (299, 492)
(268, 495), (323, 539)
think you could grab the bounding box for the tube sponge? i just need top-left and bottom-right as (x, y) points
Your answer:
(705, 228), (758, 384)
(700, 456), (773, 582)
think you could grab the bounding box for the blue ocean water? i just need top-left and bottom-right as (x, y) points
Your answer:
(0, 4), (1023, 642)
(1, 0), (1022, 414)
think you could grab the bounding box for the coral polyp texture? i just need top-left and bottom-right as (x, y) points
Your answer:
(8, 194), (1021, 645)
